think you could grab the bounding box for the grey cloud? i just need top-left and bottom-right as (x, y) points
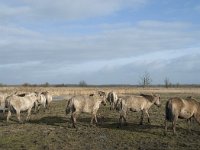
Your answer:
(0, 3), (30, 21)
(2, 21), (199, 64)
(0, 20), (199, 84)
(1, 51), (200, 85)
(1, 0), (148, 21)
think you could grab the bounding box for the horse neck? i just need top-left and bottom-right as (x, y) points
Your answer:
(144, 97), (155, 105)
(144, 100), (155, 109)
(26, 95), (37, 102)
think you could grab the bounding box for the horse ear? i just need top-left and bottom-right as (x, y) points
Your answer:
(98, 91), (106, 96)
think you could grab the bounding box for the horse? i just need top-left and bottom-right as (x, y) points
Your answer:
(34, 92), (47, 112)
(165, 96), (200, 135)
(65, 91), (106, 128)
(115, 93), (161, 126)
(6, 92), (39, 123)
(107, 91), (118, 110)
(0, 93), (8, 115)
(41, 91), (52, 109)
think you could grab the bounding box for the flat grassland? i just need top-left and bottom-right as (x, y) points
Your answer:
(0, 87), (200, 150)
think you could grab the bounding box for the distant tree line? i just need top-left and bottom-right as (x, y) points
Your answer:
(0, 77), (200, 88)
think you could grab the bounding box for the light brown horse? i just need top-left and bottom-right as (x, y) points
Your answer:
(115, 93), (161, 126)
(165, 97), (200, 135)
(106, 91), (118, 110)
(6, 93), (40, 123)
(65, 91), (106, 128)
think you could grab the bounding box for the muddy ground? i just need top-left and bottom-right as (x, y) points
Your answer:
(0, 92), (200, 150)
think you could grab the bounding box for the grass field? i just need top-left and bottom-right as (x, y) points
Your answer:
(0, 87), (200, 150)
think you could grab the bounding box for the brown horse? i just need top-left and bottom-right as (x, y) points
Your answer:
(165, 97), (200, 135)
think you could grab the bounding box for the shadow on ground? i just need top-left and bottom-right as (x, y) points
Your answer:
(29, 116), (68, 126)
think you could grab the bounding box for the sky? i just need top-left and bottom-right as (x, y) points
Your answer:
(0, 0), (200, 85)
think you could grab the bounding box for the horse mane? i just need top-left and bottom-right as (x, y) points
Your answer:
(17, 93), (27, 97)
(140, 93), (154, 102)
(186, 96), (196, 101)
(89, 93), (94, 96)
(41, 91), (48, 95)
(186, 96), (192, 99)
(185, 96), (200, 107)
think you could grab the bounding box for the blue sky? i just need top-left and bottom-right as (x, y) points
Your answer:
(0, 0), (200, 85)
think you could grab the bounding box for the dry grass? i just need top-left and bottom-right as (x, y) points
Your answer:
(0, 87), (200, 150)
(1, 86), (200, 96)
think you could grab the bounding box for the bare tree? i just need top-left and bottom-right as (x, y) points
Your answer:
(164, 77), (170, 88)
(79, 80), (87, 87)
(139, 72), (152, 88)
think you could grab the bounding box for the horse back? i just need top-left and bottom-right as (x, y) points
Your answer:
(9, 95), (35, 111)
(125, 96), (148, 111)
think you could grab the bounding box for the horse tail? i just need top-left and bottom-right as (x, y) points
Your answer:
(45, 95), (49, 107)
(120, 98), (125, 111)
(45, 98), (48, 106)
(65, 98), (74, 115)
(165, 99), (174, 121)
(5, 96), (14, 113)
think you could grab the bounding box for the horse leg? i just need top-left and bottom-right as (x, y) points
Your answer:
(145, 110), (151, 124)
(164, 119), (168, 135)
(140, 110), (144, 125)
(90, 114), (95, 125)
(94, 113), (98, 124)
(43, 103), (46, 112)
(112, 103), (115, 110)
(187, 118), (192, 132)
(34, 104), (37, 113)
(123, 112), (128, 126)
(72, 112), (78, 128)
(3, 109), (5, 116)
(172, 117), (178, 135)
(34, 101), (38, 113)
(37, 105), (41, 113)
(118, 115), (123, 127)
(16, 110), (21, 123)
(26, 108), (32, 121)
(7, 110), (11, 122)
(71, 115), (75, 128)
(118, 111), (124, 127)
